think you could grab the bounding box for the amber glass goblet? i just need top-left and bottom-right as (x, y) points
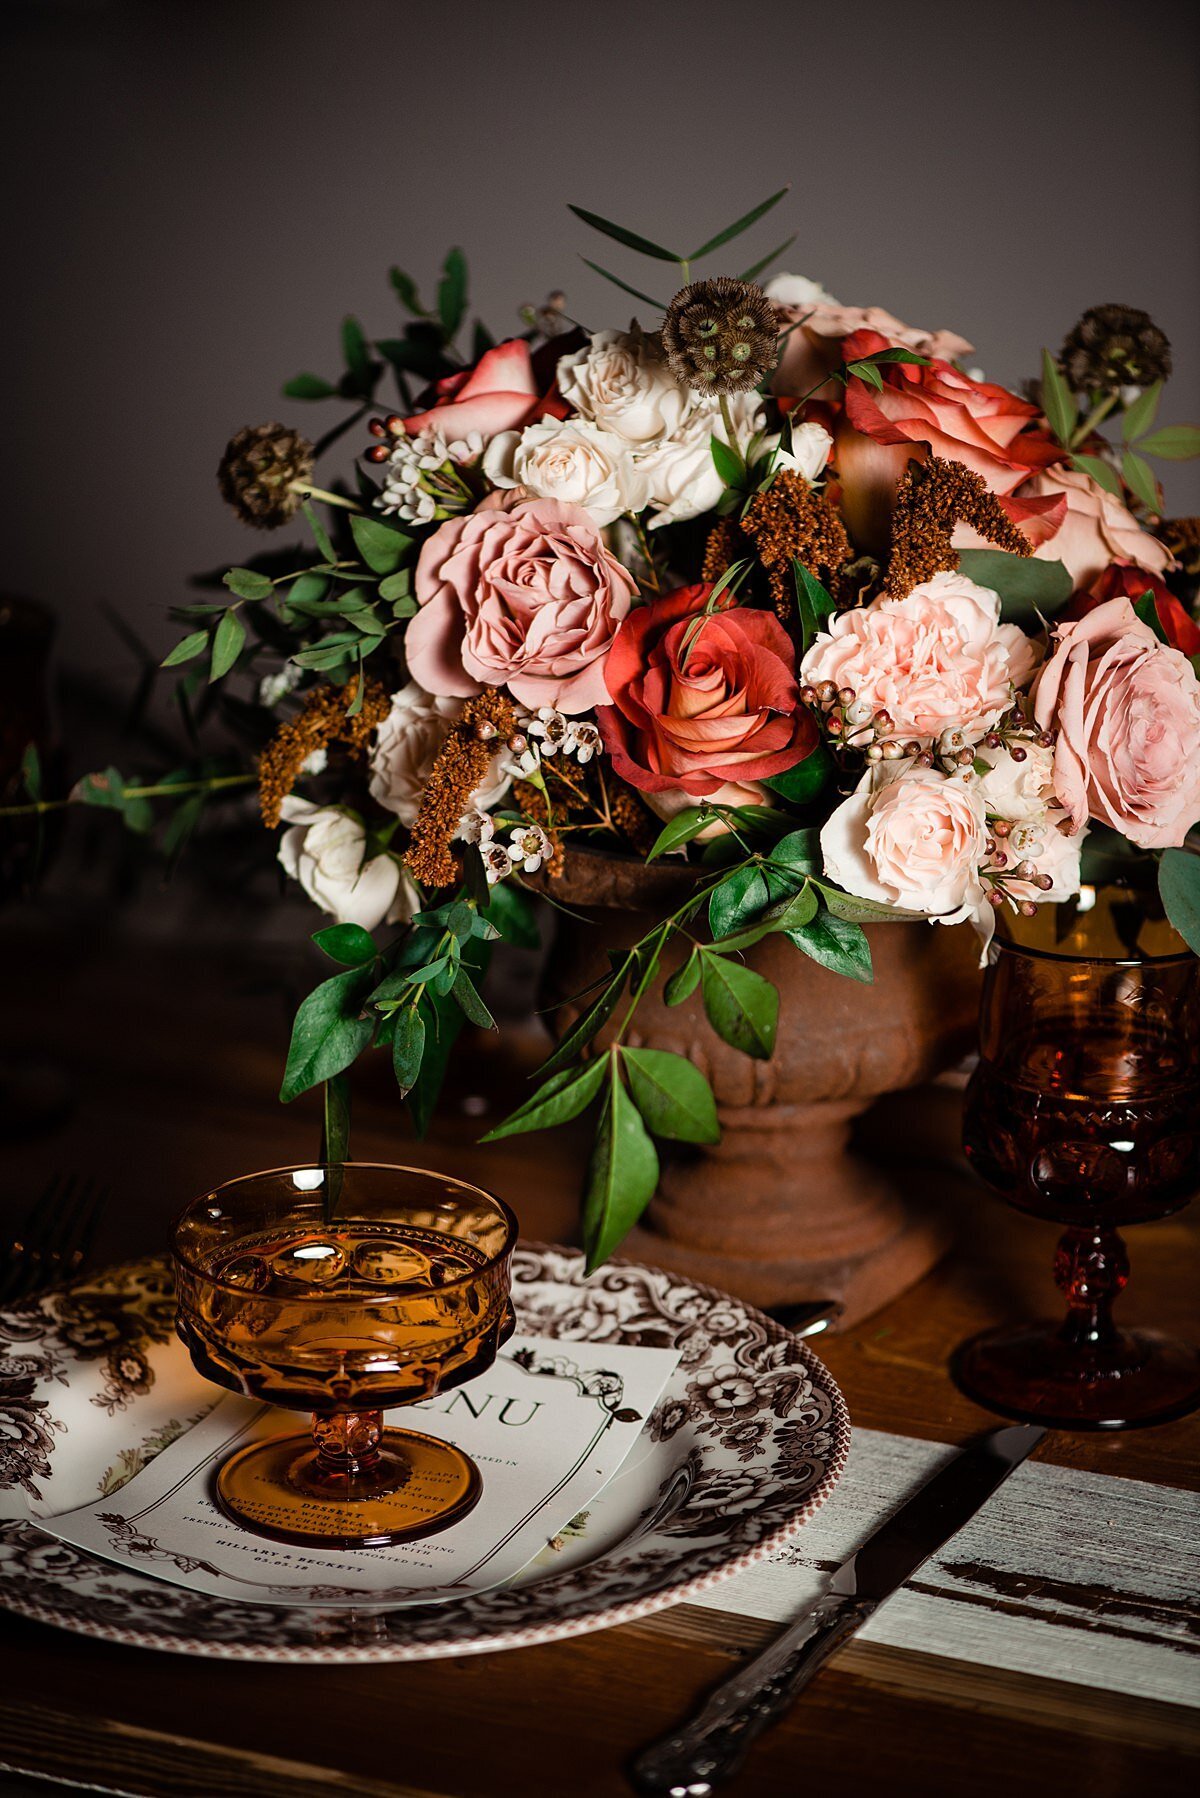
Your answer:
(173, 1164), (517, 1547)
(955, 900), (1200, 1430)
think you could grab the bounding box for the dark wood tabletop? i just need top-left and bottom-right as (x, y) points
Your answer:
(1, 926), (1198, 1797)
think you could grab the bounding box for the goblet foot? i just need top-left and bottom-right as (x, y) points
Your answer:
(214, 1423), (483, 1548)
(953, 1323), (1200, 1431)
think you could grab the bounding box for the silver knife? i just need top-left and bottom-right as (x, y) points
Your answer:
(629, 1422), (1045, 1797)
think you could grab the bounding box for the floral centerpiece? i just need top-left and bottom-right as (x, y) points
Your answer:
(18, 188), (1200, 1272)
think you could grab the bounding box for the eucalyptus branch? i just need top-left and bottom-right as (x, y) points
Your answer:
(0, 771), (256, 819)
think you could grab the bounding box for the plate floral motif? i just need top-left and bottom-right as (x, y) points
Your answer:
(0, 1247), (849, 1662)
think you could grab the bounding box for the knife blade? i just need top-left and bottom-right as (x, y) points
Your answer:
(629, 1422), (1045, 1797)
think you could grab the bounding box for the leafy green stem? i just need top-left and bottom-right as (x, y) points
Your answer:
(0, 771), (256, 819)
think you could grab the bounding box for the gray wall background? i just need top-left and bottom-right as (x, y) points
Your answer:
(3, 0), (1199, 716)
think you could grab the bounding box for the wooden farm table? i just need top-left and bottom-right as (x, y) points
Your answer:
(0, 926), (1197, 1797)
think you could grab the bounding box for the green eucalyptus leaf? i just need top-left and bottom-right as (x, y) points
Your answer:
(312, 922), (377, 967)
(1121, 449), (1160, 514)
(1122, 380), (1162, 443)
(1040, 348), (1077, 447)
(787, 909), (873, 983)
(389, 268), (428, 316)
(582, 1070), (660, 1273)
(663, 952), (700, 1007)
(621, 1048), (719, 1144)
(283, 373), (337, 400)
(437, 247), (468, 339)
(350, 513), (411, 575)
(481, 1058), (607, 1143)
(451, 968), (496, 1030)
(580, 258), (667, 312)
(161, 630), (209, 669)
(819, 883), (926, 923)
(210, 610), (246, 681)
(568, 204), (682, 264)
(954, 549), (1072, 620)
(762, 741), (834, 806)
(280, 965), (375, 1103)
(303, 502), (337, 565)
(481, 881), (540, 947)
(708, 863), (768, 938)
(223, 567), (274, 602)
(1159, 849), (1200, 954)
(688, 186), (789, 260)
(647, 807), (710, 862)
(739, 233), (798, 284)
(377, 569), (412, 602)
(700, 953), (778, 1059)
(1070, 452), (1122, 496)
(536, 968), (629, 1081)
(1135, 424), (1200, 461)
(341, 316), (372, 387)
(710, 435), (744, 489)
(391, 1006), (426, 1097)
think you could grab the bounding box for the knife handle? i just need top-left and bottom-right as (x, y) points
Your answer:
(629, 1593), (874, 1796)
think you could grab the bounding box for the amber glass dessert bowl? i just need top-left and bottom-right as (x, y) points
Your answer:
(956, 899), (1200, 1431)
(173, 1164), (518, 1547)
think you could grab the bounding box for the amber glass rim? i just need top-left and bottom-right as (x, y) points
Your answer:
(993, 935), (1196, 971)
(171, 1161), (519, 1303)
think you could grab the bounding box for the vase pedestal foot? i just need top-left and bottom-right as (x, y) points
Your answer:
(622, 1148), (954, 1327)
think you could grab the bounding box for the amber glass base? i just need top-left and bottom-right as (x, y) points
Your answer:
(214, 1418), (483, 1548)
(953, 1323), (1200, 1431)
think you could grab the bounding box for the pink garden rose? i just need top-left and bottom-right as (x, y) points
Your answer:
(1016, 466), (1174, 592)
(800, 570), (1037, 745)
(403, 339), (541, 442)
(820, 764), (988, 924)
(406, 496), (637, 714)
(1032, 595), (1200, 849)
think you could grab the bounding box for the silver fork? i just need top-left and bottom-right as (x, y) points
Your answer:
(0, 1174), (109, 1305)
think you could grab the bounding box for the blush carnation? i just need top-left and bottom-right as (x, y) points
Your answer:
(800, 570), (1036, 745)
(597, 584), (818, 797)
(406, 496), (638, 715)
(1032, 595), (1200, 849)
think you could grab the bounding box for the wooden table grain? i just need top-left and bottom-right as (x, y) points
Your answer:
(1, 929), (1197, 1797)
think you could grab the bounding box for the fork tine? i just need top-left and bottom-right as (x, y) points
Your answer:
(0, 1175), (62, 1305)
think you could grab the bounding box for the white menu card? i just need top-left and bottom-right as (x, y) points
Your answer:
(41, 1334), (678, 1609)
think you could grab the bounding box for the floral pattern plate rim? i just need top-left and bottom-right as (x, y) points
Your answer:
(0, 1245), (850, 1662)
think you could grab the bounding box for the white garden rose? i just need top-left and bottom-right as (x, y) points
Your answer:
(557, 330), (689, 445)
(482, 417), (648, 525)
(820, 763), (988, 925)
(763, 273), (839, 308)
(638, 392), (766, 528)
(767, 420), (833, 483)
(976, 742), (1058, 824)
(277, 798), (414, 931)
(368, 681), (509, 826)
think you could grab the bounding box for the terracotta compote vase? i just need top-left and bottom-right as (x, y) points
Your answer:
(543, 848), (982, 1324)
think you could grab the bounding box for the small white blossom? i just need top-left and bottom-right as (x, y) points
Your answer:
(300, 746), (328, 777)
(259, 664), (301, 708)
(481, 842), (514, 884)
(376, 428), (482, 524)
(457, 807), (496, 845)
(508, 824), (552, 873)
(527, 707), (569, 755)
(565, 720), (601, 763)
(502, 740), (542, 782)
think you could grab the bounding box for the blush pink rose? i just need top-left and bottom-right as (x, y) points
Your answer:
(820, 764), (988, 924)
(403, 339), (540, 441)
(772, 302), (974, 405)
(800, 570), (1037, 745)
(1032, 595), (1200, 849)
(1016, 466), (1174, 592)
(406, 496), (637, 715)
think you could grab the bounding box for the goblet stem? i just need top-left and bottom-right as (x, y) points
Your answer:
(1053, 1225), (1129, 1351)
(310, 1408), (384, 1478)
